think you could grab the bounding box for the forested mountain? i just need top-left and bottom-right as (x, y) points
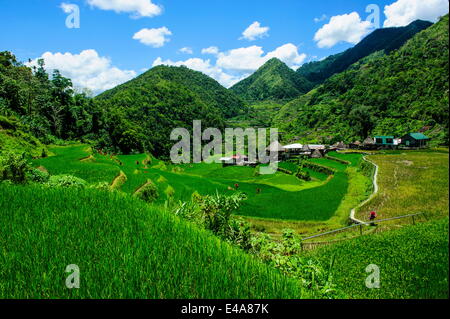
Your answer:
(275, 15), (449, 145)
(230, 58), (313, 102)
(297, 20), (433, 86)
(95, 66), (228, 155)
(99, 65), (246, 119)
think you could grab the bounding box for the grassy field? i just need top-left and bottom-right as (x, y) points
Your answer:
(356, 152), (449, 222)
(306, 217), (449, 299)
(0, 183), (308, 298)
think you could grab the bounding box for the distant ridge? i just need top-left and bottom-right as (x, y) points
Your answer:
(297, 20), (433, 85)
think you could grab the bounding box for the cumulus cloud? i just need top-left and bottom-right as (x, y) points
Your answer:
(384, 0), (449, 27)
(266, 44), (307, 70)
(240, 21), (270, 41)
(179, 47), (193, 54)
(314, 12), (373, 48)
(26, 49), (136, 94)
(152, 57), (245, 88)
(217, 43), (307, 72)
(201, 46), (219, 55)
(133, 27), (172, 47)
(87, 0), (162, 18)
(216, 46), (266, 72)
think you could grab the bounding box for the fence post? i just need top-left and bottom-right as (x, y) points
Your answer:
(359, 224), (363, 236)
(412, 215), (416, 225)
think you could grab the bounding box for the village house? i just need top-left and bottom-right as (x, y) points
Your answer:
(400, 133), (430, 148)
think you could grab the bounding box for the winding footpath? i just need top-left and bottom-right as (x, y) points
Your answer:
(350, 155), (379, 224)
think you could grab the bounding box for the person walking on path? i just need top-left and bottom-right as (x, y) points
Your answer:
(369, 211), (377, 226)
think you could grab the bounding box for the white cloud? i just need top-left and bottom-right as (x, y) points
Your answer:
(87, 0), (162, 18)
(314, 12), (373, 48)
(217, 43), (307, 72)
(240, 21), (270, 41)
(201, 46), (219, 55)
(314, 14), (327, 23)
(384, 0), (449, 27)
(179, 47), (193, 54)
(152, 57), (245, 88)
(266, 43), (307, 70)
(216, 46), (266, 72)
(26, 50), (136, 94)
(133, 27), (172, 47)
(60, 2), (78, 13)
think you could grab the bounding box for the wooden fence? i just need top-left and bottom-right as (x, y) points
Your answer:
(300, 212), (425, 250)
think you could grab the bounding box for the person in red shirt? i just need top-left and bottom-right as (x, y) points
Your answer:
(369, 211), (377, 225)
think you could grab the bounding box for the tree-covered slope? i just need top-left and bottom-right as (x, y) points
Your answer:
(297, 20), (433, 85)
(230, 58), (313, 102)
(276, 15), (449, 144)
(99, 65), (246, 118)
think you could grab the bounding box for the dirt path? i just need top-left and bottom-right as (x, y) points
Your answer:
(350, 155), (379, 224)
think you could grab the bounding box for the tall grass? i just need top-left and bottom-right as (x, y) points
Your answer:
(306, 218), (449, 299)
(0, 184), (306, 299)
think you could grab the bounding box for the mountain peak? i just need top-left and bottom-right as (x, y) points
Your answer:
(230, 59), (312, 102)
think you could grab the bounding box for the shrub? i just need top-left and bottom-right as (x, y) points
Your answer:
(191, 191), (203, 203)
(135, 179), (159, 203)
(200, 192), (247, 237)
(89, 182), (111, 191)
(47, 175), (87, 188)
(27, 167), (49, 184)
(0, 152), (29, 183)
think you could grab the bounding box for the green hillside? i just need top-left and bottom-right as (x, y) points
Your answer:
(0, 183), (307, 298)
(297, 20), (433, 85)
(98, 65), (247, 119)
(230, 58), (313, 102)
(276, 15), (449, 144)
(307, 218), (449, 299)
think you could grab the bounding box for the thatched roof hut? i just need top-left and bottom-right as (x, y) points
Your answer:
(311, 149), (323, 158)
(363, 137), (374, 145)
(266, 141), (285, 152)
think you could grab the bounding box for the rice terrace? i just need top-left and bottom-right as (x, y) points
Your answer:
(0, 0), (449, 305)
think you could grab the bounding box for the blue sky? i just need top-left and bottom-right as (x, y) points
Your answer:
(0, 0), (447, 93)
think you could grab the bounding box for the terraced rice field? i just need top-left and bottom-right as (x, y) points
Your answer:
(33, 145), (362, 221)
